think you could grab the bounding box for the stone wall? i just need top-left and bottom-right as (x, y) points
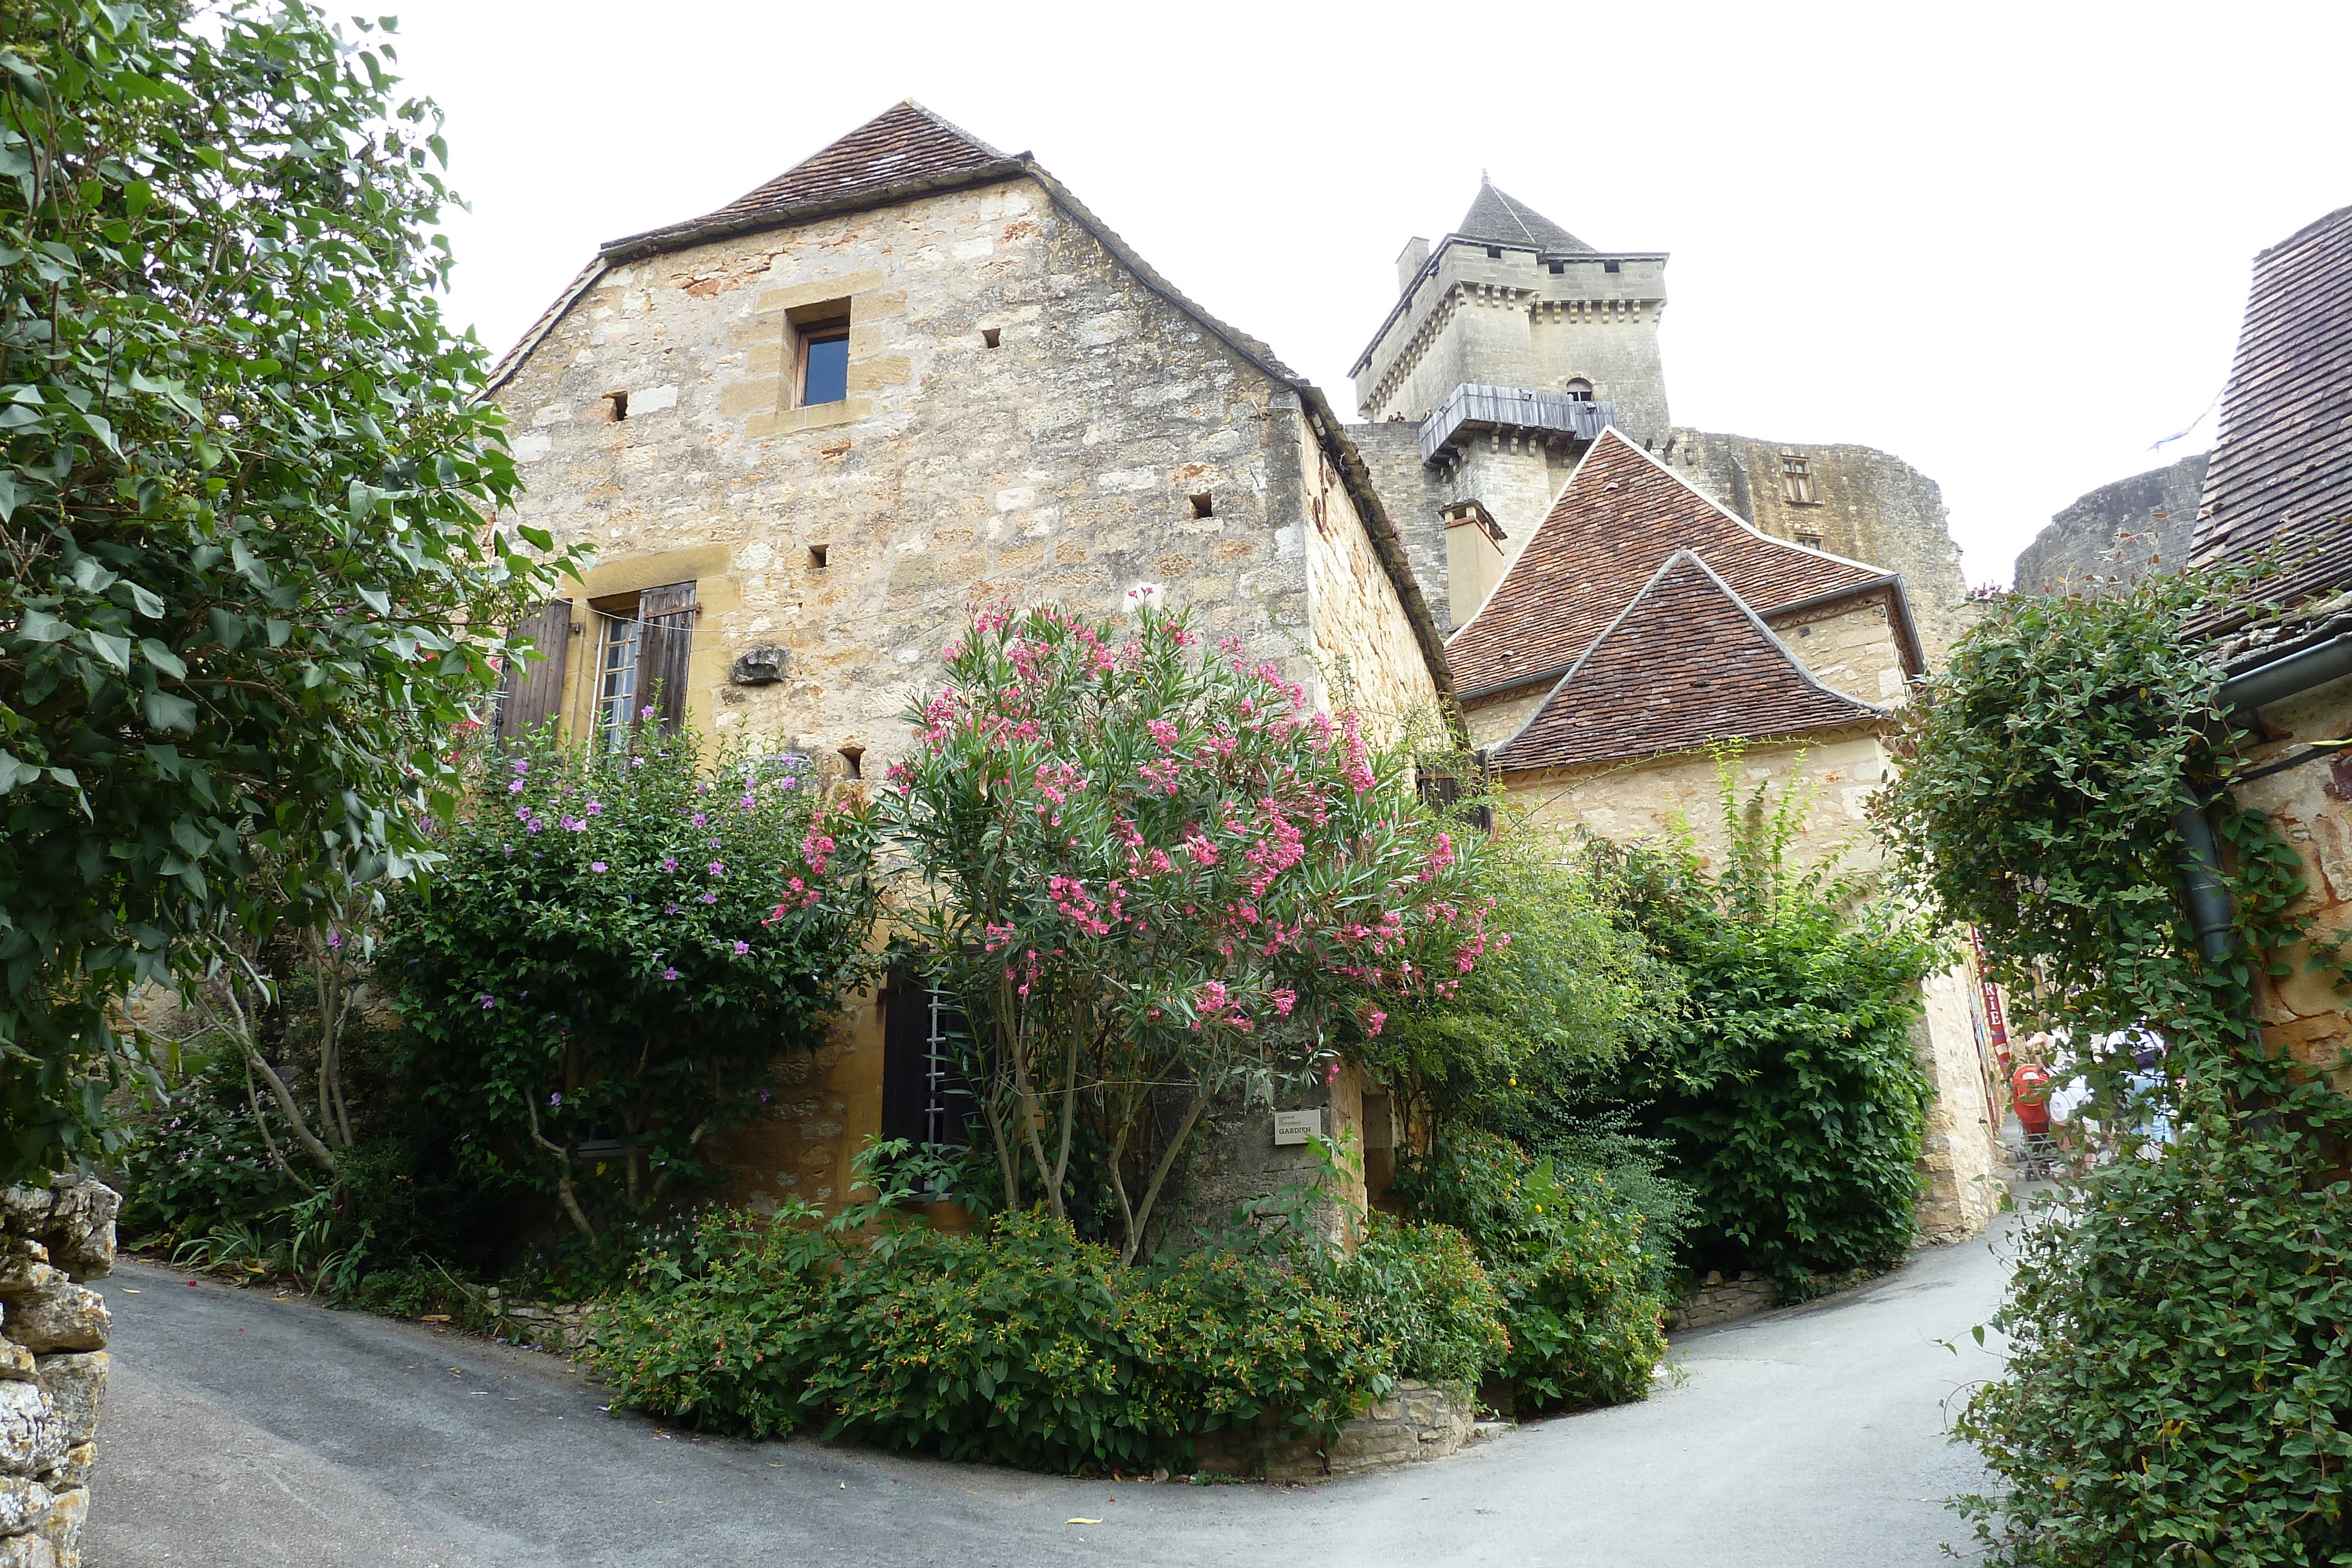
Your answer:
(2233, 671), (2352, 1086)
(0, 1178), (119, 1568)
(1656, 428), (1976, 666)
(1298, 417), (1442, 730)
(494, 173), (1406, 777)
(1192, 1378), (1476, 1481)
(2013, 452), (2207, 597)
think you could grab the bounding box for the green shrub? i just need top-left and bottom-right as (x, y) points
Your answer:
(1330, 1218), (1508, 1388)
(1589, 758), (1941, 1294)
(1956, 1127), (2352, 1566)
(591, 1203), (1388, 1470)
(115, 1054), (289, 1243)
(1391, 1129), (1668, 1409)
(381, 725), (886, 1243)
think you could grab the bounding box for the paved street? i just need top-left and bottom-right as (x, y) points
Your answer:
(84, 1219), (2011, 1567)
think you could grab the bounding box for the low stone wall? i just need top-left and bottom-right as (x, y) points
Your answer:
(0, 1178), (119, 1568)
(482, 1288), (598, 1355)
(1668, 1271), (1778, 1330)
(1192, 1378), (1476, 1482)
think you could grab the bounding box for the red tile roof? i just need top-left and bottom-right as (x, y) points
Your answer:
(602, 101), (1018, 259)
(1446, 429), (1888, 695)
(2189, 202), (2352, 643)
(1495, 551), (1886, 772)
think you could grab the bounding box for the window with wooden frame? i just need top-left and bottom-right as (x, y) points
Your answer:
(1562, 377), (1595, 403)
(493, 599), (575, 742)
(589, 580), (697, 745)
(790, 299), (852, 408)
(1780, 452), (1818, 506)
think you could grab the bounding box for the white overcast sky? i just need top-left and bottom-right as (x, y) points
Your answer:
(380, 0), (2351, 587)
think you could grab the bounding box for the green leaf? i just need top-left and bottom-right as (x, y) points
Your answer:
(137, 639), (187, 679)
(13, 609), (69, 644)
(140, 691), (197, 733)
(83, 631), (131, 673)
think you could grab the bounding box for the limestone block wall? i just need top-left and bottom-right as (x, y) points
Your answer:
(1348, 423), (1454, 629)
(1912, 968), (2009, 1241)
(0, 1178), (118, 1568)
(2013, 452), (2207, 597)
(1763, 595), (1910, 709)
(1298, 418), (1441, 730)
(1192, 1377), (1475, 1480)
(2233, 674), (2352, 1085)
(494, 175), (1355, 776)
(1656, 428), (1976, 666)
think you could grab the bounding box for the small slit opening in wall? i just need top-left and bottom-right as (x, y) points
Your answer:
(981, 327), (1002, 349)
(1188, 492), (1214, 519)
(606, 390), (629, 422)
(808, 544), (828, 569)
(838, 745), (863, 781)
(1603, 259), (1621, 274)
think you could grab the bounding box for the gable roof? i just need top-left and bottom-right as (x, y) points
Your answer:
(1494, 550), (1886, 773)
(1446, 427), (1896, 696)
(479, 103), (1461, 727)
(2189, 201), (2352, 650)
(1454, 179), (1593, 255)
(602, 101), (1020, 262)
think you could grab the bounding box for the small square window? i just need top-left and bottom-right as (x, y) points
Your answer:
(1603, 259), (1622, 274)
(1547, 261), (1565, 275)
(789, 300), (853, 409)
(981, 327), (1002, 349)
(808, 544), (828, 569)
(1485, 246), (1503, 259)
(1189, 492), (1214, 519)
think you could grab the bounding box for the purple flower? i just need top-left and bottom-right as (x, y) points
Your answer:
(706, 837), (722, 850)
(590, 861), (609, 873)
(478, 994), (497, 1010)
(696, 783), (711, 794)
(630, 756), (645, 768)
(739, 794), (756, 809)
(691, 813), (707, 827)
(585, 800), (603, 817)
(526, 819), (544, 834)
(664, 902), (680, 915)
(662, 856), (678, 871)
(661, 967), (679, 981)
(780, 777), (798, 790)
(326, 930), (343, 950)
(699, 891), (717, 905)
(512, 759), (529, 775)
(732, 941), (750, 955)
(707, 861), (725, 876)
(549, 1091), (563, 1108)
(640, 705), (656, 720)
(508, 780), (524, 794)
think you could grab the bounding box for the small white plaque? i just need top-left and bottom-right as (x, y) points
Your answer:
(1272, 1109), (1323, 1147)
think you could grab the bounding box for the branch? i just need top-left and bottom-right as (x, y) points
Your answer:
(242, 1051), (316, 1196)
(524, 1094), (597, 1243)
(1124, 1089), (1208, 1266)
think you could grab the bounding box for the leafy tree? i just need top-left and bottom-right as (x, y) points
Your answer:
(379, 727), (886, 1241)
(0, 1), (570, 1177)
(883, 598), (1492, 1263)
(1877, 569), (2352, 1566)
(1592, 755), (1942, 1293)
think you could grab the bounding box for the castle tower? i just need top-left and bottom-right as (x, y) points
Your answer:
(1344, 181), (1671, 627)
(1351, 179), (1671, 440)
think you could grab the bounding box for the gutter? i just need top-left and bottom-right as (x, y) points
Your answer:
(2171, 629), (2352, 963)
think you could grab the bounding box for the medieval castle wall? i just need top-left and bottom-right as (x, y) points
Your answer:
(2013, 451), (2207, 597)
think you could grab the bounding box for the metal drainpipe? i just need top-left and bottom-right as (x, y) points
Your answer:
(2171, 629), (2352, 962)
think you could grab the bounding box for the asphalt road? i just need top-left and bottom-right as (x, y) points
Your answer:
(82, 1218), (2013, 1568)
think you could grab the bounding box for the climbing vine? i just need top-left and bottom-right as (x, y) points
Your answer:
(1873, 566), (2352, 1567)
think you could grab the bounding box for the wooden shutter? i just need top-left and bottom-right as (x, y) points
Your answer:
(637, 580), (697, 735)
(495, 600), (572, 742)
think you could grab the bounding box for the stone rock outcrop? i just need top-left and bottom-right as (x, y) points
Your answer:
(0, 1179), (119, 1568)
(2014, 451), (2207, 597)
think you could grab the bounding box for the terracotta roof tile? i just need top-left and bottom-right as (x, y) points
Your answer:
(1495, 551), (1886, 773)
(1447, 429), (1886, 694)
(2189, 202), (2352, 638)
(602, 101), (1014, 258)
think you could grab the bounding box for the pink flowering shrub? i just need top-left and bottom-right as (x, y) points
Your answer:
(381, 727), (884, 1242)
(884, 601), (1491, 1262)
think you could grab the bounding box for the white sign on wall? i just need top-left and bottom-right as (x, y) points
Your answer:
(1272, 1109), (1323, 1146)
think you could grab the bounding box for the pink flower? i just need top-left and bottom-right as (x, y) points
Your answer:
(662, 967), (679, 981)
(590, 861), (609, 873)
(1364, 1008), (1387, 1037)
(585, 800), (603, 816)
(733, 941), (750, 955)
(699, 891), (717, 905)
(662, 857), (678, 871)
(1270, 988), (1296, 1017)
(507, 780), (524, 794)
(478, 994), (497, 1010)
(691, 813), (708, 827)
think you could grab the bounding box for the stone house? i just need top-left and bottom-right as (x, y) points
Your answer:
(482, 101), (1450, 1216)
(1432, 426), (2006, 1240)
(2184, 203), (2352, 1082)
(483, 103), (2006, 1242)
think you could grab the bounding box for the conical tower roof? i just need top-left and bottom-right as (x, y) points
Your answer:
(1454, 177), (1593, 254)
